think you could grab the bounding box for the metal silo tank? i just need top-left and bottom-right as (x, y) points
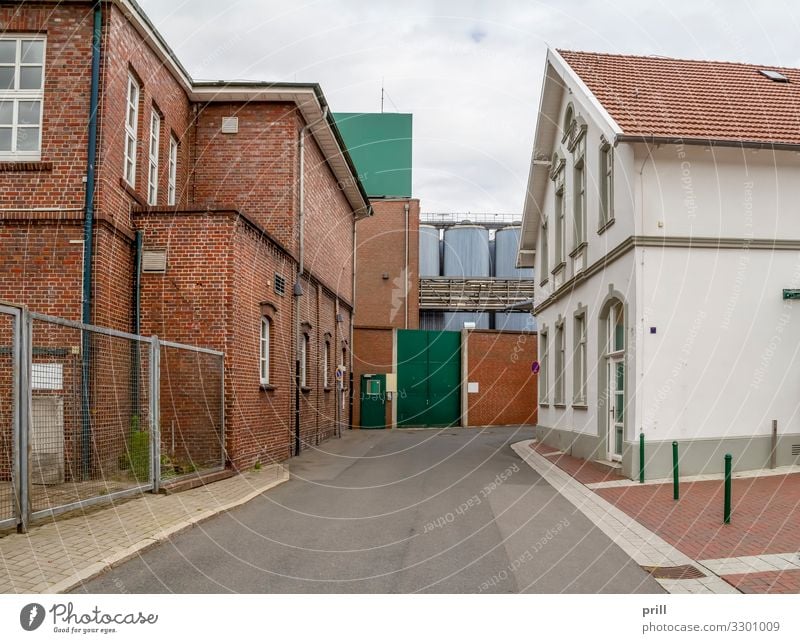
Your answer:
(419, 225), (441, 277)
(443, 224), (490, 278)
(494, 226), (534, 279)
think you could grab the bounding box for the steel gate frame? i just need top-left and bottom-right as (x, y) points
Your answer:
(0, 304), (22, 531)
(0, 305), (226, 533)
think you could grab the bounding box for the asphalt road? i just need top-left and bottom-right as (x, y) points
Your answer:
(76, 427), (663, 593)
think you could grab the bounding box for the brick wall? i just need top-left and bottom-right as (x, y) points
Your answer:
(352, 326), (394, 428)
(466, 330), (538, 427)
(354, 199), (420, 329)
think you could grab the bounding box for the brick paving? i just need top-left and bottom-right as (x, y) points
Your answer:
(529, 442), (628, 485)
(0, 464), (287, 593)
(595, 474), (800, 560)
(722, 570), (800, 594)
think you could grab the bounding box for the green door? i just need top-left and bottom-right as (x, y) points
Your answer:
(397, 330), (461, 427)
(360, 374), (387, 429)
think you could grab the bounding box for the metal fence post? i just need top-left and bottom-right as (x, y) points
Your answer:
(639, 432), (645, 484)
(220, 354), (226, 470)
(724, 453), (733, 524)
(672, 441), (679, 500)
(150, 336), (161, 493)
(17, 309), (31, 533)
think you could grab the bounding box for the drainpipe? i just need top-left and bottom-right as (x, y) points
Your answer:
(294, 106), (328, 456)
(131, 230), (143, 421)
(404, 202), (409, 329)
(81, 1), (102, 480)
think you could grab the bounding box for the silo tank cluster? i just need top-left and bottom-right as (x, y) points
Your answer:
(418, 223), (535, 331)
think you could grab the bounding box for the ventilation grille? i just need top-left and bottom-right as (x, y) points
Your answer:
(221, 116), (239, 134)
(274, 273), (286, 296)
(142, 249), (167, 273)
(792, 444), (800, 457)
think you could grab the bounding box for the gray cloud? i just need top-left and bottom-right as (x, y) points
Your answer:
(139, 0), (800, 213)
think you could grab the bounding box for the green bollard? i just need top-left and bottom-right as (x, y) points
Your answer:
(639, 433), (645, 484)
(672, 441), (679, 500)
(724, 453), (732, 524)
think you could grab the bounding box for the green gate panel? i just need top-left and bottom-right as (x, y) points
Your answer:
(360, 374), (387, 429)
(397, 330), (461, 428)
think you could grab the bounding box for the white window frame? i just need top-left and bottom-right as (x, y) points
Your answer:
(574, 312), (587, 405)
(0, 35), (46, 161)
(168, 135), (178, 206)
(300, 334), (309, 388)
(599, 143), (614, 230)
(323, 340), (330, 388)
(555, 322), (566, 405)
(539, 329), (549, 405)
(260, 317), (270, 385)
(573, 155), (586, 246)
(555, 186), (566, 266)
(540, 220), (549, 285)
(124, 74), (139, 186)
(147, 110), (160, 205)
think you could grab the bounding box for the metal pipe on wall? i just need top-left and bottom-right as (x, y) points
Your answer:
(404, 202), (409, 329)
(294, 106), (328, 456)
(81, 1), (103, 480)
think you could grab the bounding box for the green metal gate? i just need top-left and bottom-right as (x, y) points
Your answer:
(397, 330), (461, 427)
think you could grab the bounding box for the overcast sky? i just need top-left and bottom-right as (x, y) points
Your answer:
(139, 0), (800, 214)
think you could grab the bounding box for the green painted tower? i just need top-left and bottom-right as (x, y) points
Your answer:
(333, 112), (412, 198)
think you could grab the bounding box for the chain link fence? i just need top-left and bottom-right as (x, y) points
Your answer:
(0, 305), (225, 532)
(159, 341), (225, 485)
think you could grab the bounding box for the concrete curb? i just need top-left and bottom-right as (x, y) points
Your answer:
(511, 440), (741, 594)
(43, 466), (290, 594)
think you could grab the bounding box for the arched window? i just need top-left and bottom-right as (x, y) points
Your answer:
(562, 103), (574, 141)
(301, 333), (310, 387)
(323, 340), (330, 388)
(599, 297), (625, 461)
(259, 316), (270, 385)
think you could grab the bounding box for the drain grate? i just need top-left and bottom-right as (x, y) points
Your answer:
(641, 564), (706, 580)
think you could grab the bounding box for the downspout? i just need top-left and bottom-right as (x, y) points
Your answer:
(350, 217), (356, 430)
(294, 106), (328, 456)
(131, 231), (143, 422)
(81, 1), (102, 480)
(404, 202), (409, 329)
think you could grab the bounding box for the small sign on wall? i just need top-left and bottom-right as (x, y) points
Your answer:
(467, 382), (479, 394)
(32, 363), (63, 390)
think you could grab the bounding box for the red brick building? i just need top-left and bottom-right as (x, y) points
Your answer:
(0, 0), (370, 468)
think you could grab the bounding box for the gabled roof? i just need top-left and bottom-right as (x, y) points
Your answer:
(46, 0), (371, 216)
(558, 50), (800, 146)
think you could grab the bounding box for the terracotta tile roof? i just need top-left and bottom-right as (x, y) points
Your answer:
(558, 50), (800, 145)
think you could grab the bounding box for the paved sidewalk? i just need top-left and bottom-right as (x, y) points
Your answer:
(515, 440), (800, 594)
(0, 464), (288, 594)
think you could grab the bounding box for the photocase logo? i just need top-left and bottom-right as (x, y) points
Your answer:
(20, 603), (45, 632)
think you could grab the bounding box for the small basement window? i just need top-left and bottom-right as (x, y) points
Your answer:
(758, 69), (789, 83)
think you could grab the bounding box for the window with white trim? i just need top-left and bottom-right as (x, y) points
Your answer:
(0, 36), (45, 161)
(147, 110), (160, 205)
(555, 322), (566, 405)
(300, 334), (309, 388)
(574, 312), (587, 405)
(540, 220), (549, 283)
(599, 142), (614, 228)
(539, 329), (548, 404)
(573, 154), (586, 246)
(555, 186), (566, 266)
(168, 135), (178, 206)
(260, 317), (270, 385)
(124, 75), (139, 186)
(323, 341), (330, 388)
